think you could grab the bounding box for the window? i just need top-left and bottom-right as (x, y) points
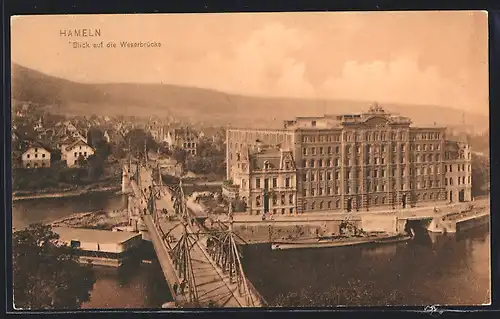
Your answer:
(311, 189), (315, 196)
(35, 154), (38, 158)
(289, 194), (294, 204)
(285, 177), (290, 188)
(318, 159), (323, 167)
(311, 147), (316, 155)
(303, 148), (307, 155)
(319, 202), (324, 209)
(42, 154), (45, 158)
(272, 178), (277, 188)
(320, 147), (324, 155)
(281, 195), (285, 205)
(256, 178), (261, 188)
(310, 160), (315, 168)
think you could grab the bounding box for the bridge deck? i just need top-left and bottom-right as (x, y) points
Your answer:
(128, 164), (261, 307)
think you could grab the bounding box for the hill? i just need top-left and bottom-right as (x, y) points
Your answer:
(11, 63), (488, 131)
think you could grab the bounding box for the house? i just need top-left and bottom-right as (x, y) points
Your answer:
(21, 143), (51, 169)
(165, 127), (199, 156)
(61, 139), (95, 167)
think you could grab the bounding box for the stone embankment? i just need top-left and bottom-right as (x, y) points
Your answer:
(233, 220), (363, 244)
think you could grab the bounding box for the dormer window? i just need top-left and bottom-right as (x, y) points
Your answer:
(264, 161), (270, 170)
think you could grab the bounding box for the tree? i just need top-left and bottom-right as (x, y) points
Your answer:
(12, 224), (96, 309)
(87, 127), (111, 158)
(123, 128), (159, 158)
(76, 154), (87, 167)
(173, 147), (187, 169)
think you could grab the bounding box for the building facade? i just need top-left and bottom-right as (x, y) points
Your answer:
(166, 128), (199, 156)
(61, 139), (95, 167)
(21, 146), (51, 169)
(226, 104), (472, 215)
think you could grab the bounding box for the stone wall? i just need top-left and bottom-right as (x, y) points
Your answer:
(233, 219), (363, 243)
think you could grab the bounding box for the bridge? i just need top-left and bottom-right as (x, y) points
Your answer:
(122, 160), (265, 308)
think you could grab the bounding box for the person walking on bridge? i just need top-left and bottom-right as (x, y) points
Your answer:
(179, 279), (187, 294)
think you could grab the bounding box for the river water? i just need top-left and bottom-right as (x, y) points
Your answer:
(12, 192), (491, 308)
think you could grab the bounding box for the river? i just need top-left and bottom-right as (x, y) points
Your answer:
(12, 193), (491, 308)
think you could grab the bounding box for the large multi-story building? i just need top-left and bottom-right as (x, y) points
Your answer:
(225, 103), (472, 215)
(165, 128), (199, 156)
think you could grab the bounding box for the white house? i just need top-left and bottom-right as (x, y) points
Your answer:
(21, 145), (51, 169)
(61, 139), (95, 167)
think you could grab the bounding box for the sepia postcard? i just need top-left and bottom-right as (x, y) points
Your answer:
(10, 11), (490, 310)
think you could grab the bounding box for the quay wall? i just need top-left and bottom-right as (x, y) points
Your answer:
(233, 219), (363, 244)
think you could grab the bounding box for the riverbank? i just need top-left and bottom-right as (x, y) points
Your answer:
(12, 185), (122, 201)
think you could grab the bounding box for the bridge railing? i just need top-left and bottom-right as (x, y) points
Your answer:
(245, 277), (268, 307)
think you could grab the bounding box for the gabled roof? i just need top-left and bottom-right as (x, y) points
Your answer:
(65, 139), (94, 152)
(20, 140), (51, 154)
(59, 136), (78, 145)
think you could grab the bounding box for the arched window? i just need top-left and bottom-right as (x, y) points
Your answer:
(328, 201), (332, 208)
(335, 199), (340, 208)
(319, 202), (324, 209)
(311, 202), (316, 210)
(256, 196), (261, 206)
(289, 194), (294, 204)
(423, 193), (427, 200)
(374, 197), (378, 205)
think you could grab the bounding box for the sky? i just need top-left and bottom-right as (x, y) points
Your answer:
(11, 11), (489, 115)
